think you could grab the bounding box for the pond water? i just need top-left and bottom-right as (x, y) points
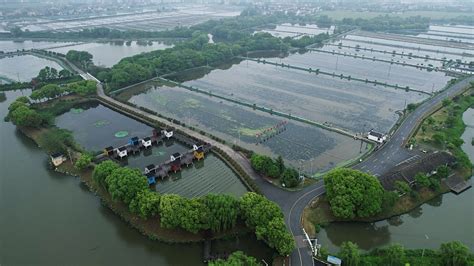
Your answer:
(0, 90), (271, 264)
(316, 108), (474, 252)
(344, 35), (472, 56)
(182, 59), (425, 133)
(0, 54), (63, 82)
(256, 23), (333, 39)
(120, 81), (362, 175)
(48, 41), (173, 67)
(337, 39), (470, 62)
(55, 102), (153, 152)
(279, 50), (452, 92)
(0, 40), (79, 52)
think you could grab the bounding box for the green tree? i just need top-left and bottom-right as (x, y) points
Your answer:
(37, 128), (74, 154)
(384, 244), (405, 266)
(209, 251), (259, 266)
(439, 241), (470, 266)
(276, 155), (285, 174)
(200, 194), (240, 232)
(159, 194), (209, 233)
(105, 167), (148, 204)
(9, 105), (43, 128)
(75, 153), (93, 170)
(338, 241), (360, 266)
(415, 173), (430, 188)
(280, 168), (300, 188)
(324, 169), (384, 219)
(93, 160), (120, 188)
(394, 181), (411, 194)
(129, 190), (160, 218)
(436, 165), (450, 179)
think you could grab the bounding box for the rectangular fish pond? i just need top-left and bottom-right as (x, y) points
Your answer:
(54, 102), (248, 197)
(118, 81), (363, 175)
(178, 59), (427, 133)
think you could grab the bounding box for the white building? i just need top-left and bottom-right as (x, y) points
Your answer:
(50, 153), (66, 167)
(163, 129), (173, 139)
(368, 130), (386, 143)
(141, 137), (152, 148)
(116, 147), (128, 158)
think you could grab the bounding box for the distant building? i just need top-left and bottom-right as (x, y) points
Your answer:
(145, 164), (156, 174)
(367, 130), (386, 143)
(50, 152), (67, 167)
(104, 146), (114, 156)
(193, 144), (205, 160)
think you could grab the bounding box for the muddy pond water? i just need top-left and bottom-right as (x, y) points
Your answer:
(0, 90), (272, 264)
(316, 108), (474, 252)
(119, 80), (362, 175)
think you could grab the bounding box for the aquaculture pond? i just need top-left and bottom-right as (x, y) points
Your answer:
(181, 59), (426, 133)
(0, 54), (63, 82)
(48, 41), (173, 67)
(344, 34), (473, 57)
(257, 23), (333, 38)
(279, 50), (452, 93)
(336, 39), (470, 63)
(119, 81), (362, 175)
(0, 90), (273, 265)
(128, 151), (247, 198)
(316, 108), (474, 252)
(55, 102), (153, 152)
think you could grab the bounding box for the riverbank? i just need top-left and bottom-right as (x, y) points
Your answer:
(302, 88), (474, 239)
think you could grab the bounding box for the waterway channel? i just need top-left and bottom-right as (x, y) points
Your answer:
(317, 108), (474, 252)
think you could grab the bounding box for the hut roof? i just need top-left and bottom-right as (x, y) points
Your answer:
(143, 137), (151, 141)
(51, 152), (64, 159)
(105, 146), (114, 151)
(145, 164), (155, 170)
(118, 146), (127, 152)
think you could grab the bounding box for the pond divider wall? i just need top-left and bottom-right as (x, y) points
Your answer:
(95, 96), (262, 194)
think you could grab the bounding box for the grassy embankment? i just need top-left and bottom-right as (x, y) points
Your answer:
(303, 87), (474, 237)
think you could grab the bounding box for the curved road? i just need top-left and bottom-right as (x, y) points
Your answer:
(77, 60), (472, 266)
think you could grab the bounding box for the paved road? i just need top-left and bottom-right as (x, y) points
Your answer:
(78, 65), (472, 266)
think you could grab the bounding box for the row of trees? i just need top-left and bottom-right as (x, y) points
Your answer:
(93, 161), (295, 256)
(332, 241), (472, 266)
(208, 251), (259, 266)
(36, 66), (72, 82)
(29, 80), (97, 102)
(250, 154), (301, 188)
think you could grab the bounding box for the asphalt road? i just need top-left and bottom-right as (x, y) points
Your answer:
(80, 63), (472, 266)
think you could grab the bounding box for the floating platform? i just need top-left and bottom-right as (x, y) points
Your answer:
(446, 175), (472, 194)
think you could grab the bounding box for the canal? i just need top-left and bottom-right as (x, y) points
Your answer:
(317, 108), (474, 252)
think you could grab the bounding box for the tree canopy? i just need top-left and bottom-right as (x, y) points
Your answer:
(324, 168), (384, 219)
(208, 251), (259, 266)
(105, 167), (148, 204)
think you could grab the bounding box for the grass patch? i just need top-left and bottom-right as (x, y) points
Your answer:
(414, 89), (474, 178)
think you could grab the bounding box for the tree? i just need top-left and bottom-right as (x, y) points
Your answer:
(382, 191), (398, 211)
(324, 169), (384, 219)
(415, 173), (430, 188)
(280, 168), (300, 188)
(93, 160), (120, 188)
(199, 194), (240, 232)
(436, 165), (450, 179)
(276, 155), (285, 174)
(37, 128), (75, 154)
(432, 133), (446, 145)
(75, 153), (93, 170)
(105, 167), (148, 204)
(384, 244), (405, 266)
(440, 241), (470, 266)
(59, 69), (72, 78)
(129, 190), (160, 218)
(159, 194), (209, 233)
(9, 105), (43, 128)
(338, 241), (360, 266)
(209, 251), (259, 266)
(394, 181), (411, 194)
